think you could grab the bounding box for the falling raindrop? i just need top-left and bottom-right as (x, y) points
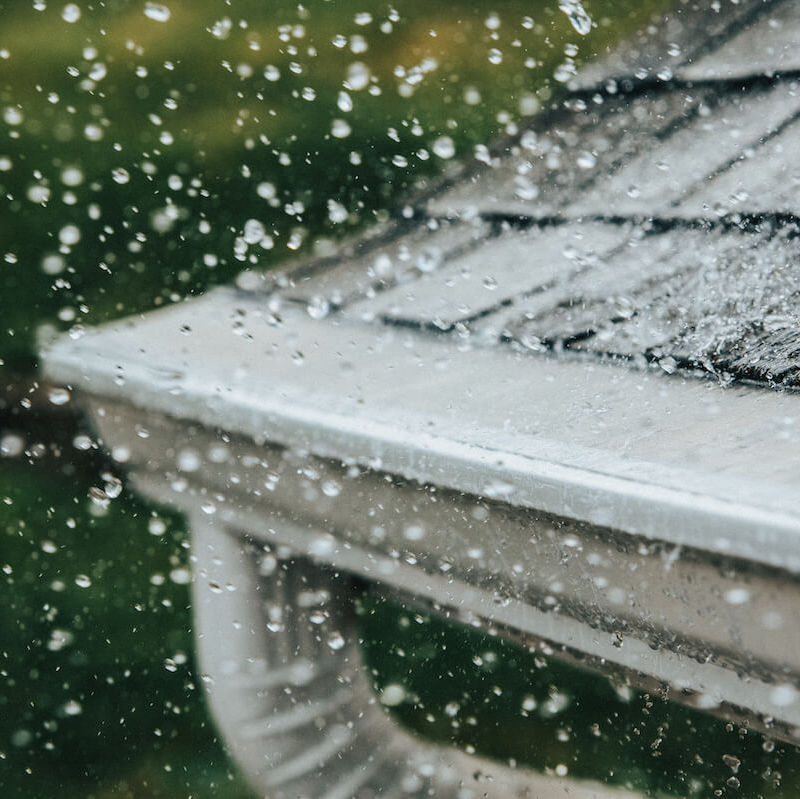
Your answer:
(559, 0), (592, 34)
(143, 2), (171, 22)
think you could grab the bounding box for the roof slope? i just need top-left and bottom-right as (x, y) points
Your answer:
(254, 0), (800, 389)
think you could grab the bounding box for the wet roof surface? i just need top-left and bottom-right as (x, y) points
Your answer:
(261, 0), (800, 389)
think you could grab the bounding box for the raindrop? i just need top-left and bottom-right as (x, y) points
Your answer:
(47, 629), (74, 651)
(404, 524), (425, 541)
(61, 166), (84, 186)
(58, 224), (81, 246)
(345, 62), (371, 90)
(724, 587), (750, 605)
(432, 135), (455, 159)
(74, 574), (92, 588)
(243, 218), (266, 244)
(1, 433), (25, 457)
(62, 699), (83, 716)
(143, 2), (171, 22)
(483, 479), (514, 499)
(61, 3), (81, 23)
(559, 0), (593, 35)
(380, 683), (407, 706)
(337, 91), (353, 112)
(169, 567), (191, 584)
(521, 695), (537, 712)
(48, 387), (71, 406)
(103, 474), (123, 498)
(576, 151), (596, 169)
(326, 631), (345, 650)
(256, 181), (276, 200)
(209, 17), (232, 39)
(331, 119), (352, 138)
(488, 48), (503, 65)
(306, 296), (330, 319)
(354, 11), (372, 25)
(770, 684), (798, 707)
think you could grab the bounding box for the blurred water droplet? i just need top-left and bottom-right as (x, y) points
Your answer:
(331, 118), (352, 138)
(337, 91), (353, 112)
(306, 296), (330, 319)
(209, 17), (232, 39)
(58, 224), (81, 246)
(559, 0), (592, 35)
(380, 683), (407, 706)
(326, 632), (345, 650)
(0, 433), (25, 457)
(144, 2), (171, 22)
(432, 136), (455, 159)
(48, 387), (71, 406)
(345, 62), (371, 90)
(321, 479), (341, 497)
(724, 587), (750, 605)
(74, 574), (92, 588)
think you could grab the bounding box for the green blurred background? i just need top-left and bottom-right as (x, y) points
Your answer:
(3, 1), (799, 797)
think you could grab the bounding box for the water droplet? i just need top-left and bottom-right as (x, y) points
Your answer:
(724, 587), (750, 605)
(308, 535), (335, 557)
(41, 254), (66, 275)
(144, 2), (171, 22)
(1, 433), (25, 457)
(432, 135), (455, 159)
(209, 17), (232, 39)
(306, 296), (330, 319)
(321, 479), (341, 497)
(337, 91), (353, 112)
(331, 118), (352, 138)
(559, 0), (592, 35)
(722, 754), (741, 773)
(483, 479), (514, 499)
(62, 699), (83, 716)
(61, 3), (81, 23)
(577, 151), (596, 169)
(354, 11), (372, 25)
(103, 473), (123, 498)
(326, 631), (345, 650)
(47, 628), (74, 651)
(380, 683), (406, 706)
(48, 387), (71, 406)
(771, 684), (798, 707)
(345, 62), (371, 90)
(169, 567), (191, 585)
(404, 524), (425, 541)
(58, 224), (81, 246)
(521, 695), (537, 712)
(74, 574), (92, 588)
